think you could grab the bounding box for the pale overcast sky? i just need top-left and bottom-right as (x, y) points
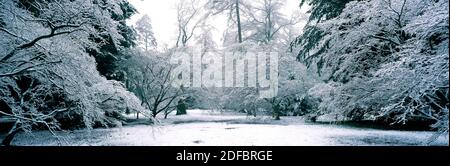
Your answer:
(127, 0), (308, 49)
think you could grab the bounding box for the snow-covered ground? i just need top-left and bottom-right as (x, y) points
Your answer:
(12, 109), (449, 146)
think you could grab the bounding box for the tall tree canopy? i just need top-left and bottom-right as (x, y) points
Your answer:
(135, 14), (157, 51)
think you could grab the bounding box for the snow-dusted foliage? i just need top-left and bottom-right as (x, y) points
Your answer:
(175, 0), (208, 47)
(295, 0), (448, 135)
(242, 0), (301, 45)
(185, 42), (263, 112)
(0, 0), (145, 145)
(92, 80), (147, 122)
(135, 14), (157, 51)
(264, 50), (318, 119)
(121, 49), (182, 118)
(183, 41), (316, 118)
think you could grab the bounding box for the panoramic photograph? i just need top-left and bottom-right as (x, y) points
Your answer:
(0, 0), (448, 147)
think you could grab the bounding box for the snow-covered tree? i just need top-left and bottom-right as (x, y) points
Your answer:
(206, 0), (247, 43)
(243, 0), (302, 45)
(295, 0), (449, 138)
(135, 14), (157, 51)
(290, 0), (353, 64)
(195, 23), (218, 53)
(122, 49), (183, 119)
(85, 0), (138, 80)
(175, 0), (207, 47)
(0, 0), (145, 146)
(300, 0), (353, 23)
(264, 48), (317, 119)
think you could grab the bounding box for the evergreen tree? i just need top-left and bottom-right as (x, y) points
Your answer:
(291, 0), (353, 68)
(135, 14), (157, 51)
(87, 0), (138, 80)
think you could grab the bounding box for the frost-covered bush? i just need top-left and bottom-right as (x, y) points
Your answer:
(294, 0), (449, 135)
(208, 42), (317, 118)
(121, 49), (182, 119)
(266, 52), (318, 118)
(182, 40), (317, 118)
(0, 0), (145, 145)
(371, 0), (449, 133)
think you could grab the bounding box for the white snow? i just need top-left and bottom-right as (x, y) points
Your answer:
(12, 109), (449, 146)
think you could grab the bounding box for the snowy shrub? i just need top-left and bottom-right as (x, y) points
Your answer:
(121, 49), (183, 119)
(93, 80), (148, 123)
(268, 53), (317, 117)
(372, 0), (449, 134)
(293, 0), (449, 136)
(306, 82), (339, 119)
(0, 0), (145, 145)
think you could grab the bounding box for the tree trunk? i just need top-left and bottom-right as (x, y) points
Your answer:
(152, 109), (157, 118)
(253, 104), (257, 117)
(1, 121), (20, 146)
(274, 112), (280, 120)
(1, 130), (20, 146)
(144, 35), (148, 52)
(273, 105), (281, 120)
(176, 99), (187, 115)
(235, 0), (243, 43)
(136, 112), (139, 119)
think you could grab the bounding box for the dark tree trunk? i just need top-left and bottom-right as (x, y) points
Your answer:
(176, 99), (187, 115)
(273, 105), (281, 120)
(235, 0), (243, 43)
(164, 112), (169, 119)
(2, 122), (20, 146)
(274, 112), (280, 120)
(1, 130), (20, 146)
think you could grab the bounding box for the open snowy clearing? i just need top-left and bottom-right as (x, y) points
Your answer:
(11, 110), (449, 146)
